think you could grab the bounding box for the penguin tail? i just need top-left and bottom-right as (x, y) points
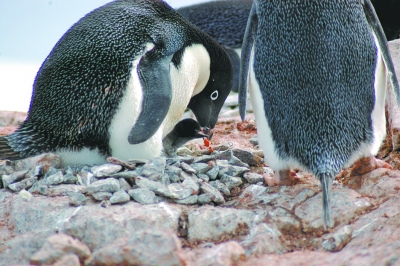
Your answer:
(0, 136), (22, 161)
(320, 174), (334, 230)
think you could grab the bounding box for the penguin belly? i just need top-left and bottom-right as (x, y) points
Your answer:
(108, 43), (210, 161)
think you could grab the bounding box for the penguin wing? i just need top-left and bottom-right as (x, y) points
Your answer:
(363, 0), (400, 105)
(128, 49), (174, 144)
(239, 2), (258, 121)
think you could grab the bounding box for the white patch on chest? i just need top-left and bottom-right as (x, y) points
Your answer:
(108, 43), (210, 161)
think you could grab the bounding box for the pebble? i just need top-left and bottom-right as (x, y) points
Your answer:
(85, 178), (120, 194)
(18, 189), (32, 201)
(174, 195), (199, 205)
(8, 176), (38, 192)
(200, 181), (225, 204)
(110, 189), (131, 204)
(2, 170), (29, 188)
(68, 192), (88, 206)
(180, 162), (197, 174)
(243, 172), (264, 184)
(205, 166), (219, 180)
(218, 165), (249, 177)
(322, 225), (353, 252)
(233, 149), (263, 166)
(91, 164), (122, 178)
(92, 192), (112, 201)
(220, 174), (243, 189)
(210, 180), (231, 196)
(118, 178), (132, 191)
(45, 171), (64, 185)
(128, 188), (162, 204)
(190, 163), (210, 174)
(197, 193), (214, 204)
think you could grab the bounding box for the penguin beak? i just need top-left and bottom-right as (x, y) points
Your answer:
(196, 126), (212, 139)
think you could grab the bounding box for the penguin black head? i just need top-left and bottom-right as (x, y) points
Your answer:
(162, 118), (209, 157)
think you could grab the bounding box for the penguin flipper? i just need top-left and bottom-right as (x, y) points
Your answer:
(239, 2), (258, 121)
(363, 0), (400, 105)
(0, 136), (23, 161)
(128, 51), (173, 145)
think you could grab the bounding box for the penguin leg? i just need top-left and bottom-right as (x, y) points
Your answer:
(264, 169), (299, 186)
(350, 155), (392, 176)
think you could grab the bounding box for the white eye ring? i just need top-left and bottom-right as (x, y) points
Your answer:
(210, 90), (218, 100)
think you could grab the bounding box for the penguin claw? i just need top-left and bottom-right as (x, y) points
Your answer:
(350, 155), (392, 176)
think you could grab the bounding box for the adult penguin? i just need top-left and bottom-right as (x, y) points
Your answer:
(177, 0), (252, 92)
(239, 0), (400, 229)
(0, 0), (233, 166)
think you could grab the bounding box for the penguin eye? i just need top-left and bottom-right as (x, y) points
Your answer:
(210, 90), (219, 100)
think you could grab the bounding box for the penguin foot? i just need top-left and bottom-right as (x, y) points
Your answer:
(350, 155), (392, 176)
(265, 169), (299, 186)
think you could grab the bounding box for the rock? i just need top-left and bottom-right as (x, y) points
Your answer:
(182, 175), (200, 195)
(218, 165), (249, 178)
(295, 188), (373, 232)
(160, 183), (193, 200)
(243, 172), (264, 184)
(77, 170), (94, 186)
(53, 254), (81, 266)
(268, 207), (301, 233)
(241, 222), (287, 256)
(128, 188), (162, 204)
(18, 189), (32, 201)
(190, 162), (211, 174)
(322, 225), (353, 252)
(2, 169), (29, 187)
(205, 166), (219, 180)
(200, 181), (225, 204)
(358, 169), (400, 203)
(44, 171), (64, 185)
(29, 184), (86, 197)
(29, 233), (91, 265)
(197, 193), (214, 204)
(68, 192), (88, 206)
(180, 162), (197, 174)
(175, 195), (198, 205)
(63, 173), (78, 184)
(188, 206), (256, 243)
(220, 174), (243, 190)
(85, 178), (120, 194)
(118, 177), (131, 191)
(198, 174), (210, 182)
(107, 157), (136, 170)
(141, 157), (166, 177)
(249, 136), (259, 146)
(91, 164), (122, 178)
(229, 155), (249, 168)
(110, 170), (138, 179)
(13, 153), (61, 172)
(92, 192), (112, 201)
(233, 148), (263, 166)
(192, 154), (217, 163)
(8, 176), (38, 192)
(210, 180), (231, 196)
(86, 229), (183, 266)
(135, 176), (165, 191)
(109, 189), (131, 204)
(192, 241), (246, 266)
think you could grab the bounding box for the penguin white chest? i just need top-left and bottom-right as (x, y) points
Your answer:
(108, 43), (210, 160)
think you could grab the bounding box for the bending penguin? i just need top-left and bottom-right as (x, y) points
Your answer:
(0, 0), (233, 166)
(239, 0), (400, 229)
(177, 0), (252, 92)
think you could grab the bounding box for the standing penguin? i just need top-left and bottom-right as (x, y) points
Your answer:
(177, 0), (252, 92)
(239, 0), (400, 229)
(0, 0), (233, 166)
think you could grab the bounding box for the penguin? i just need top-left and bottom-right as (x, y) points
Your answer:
(371, 0), (400, 41)
(0, 0), (233, 166)
(177, 0), (252, 92)
(162, 118), (209, 158)
(239, 0), (400, 229)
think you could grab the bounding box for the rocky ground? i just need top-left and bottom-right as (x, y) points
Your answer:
(0, 40), (399, 265)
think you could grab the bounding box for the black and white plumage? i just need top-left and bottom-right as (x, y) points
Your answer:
(177, 0), (252, 92)
(239, 0), (399, 229)
(162, 118), (209, 158)
(0, 0), (233, 166)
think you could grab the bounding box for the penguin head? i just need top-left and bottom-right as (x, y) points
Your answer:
(162, 118), (210, 157)
(188, 49), (233, 130)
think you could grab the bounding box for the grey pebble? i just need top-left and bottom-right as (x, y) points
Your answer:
(68, 192), (88, 206)
(127, 158), (149, 165)
(190, 163), (211, 175)
(128, 188), (161, 204)
(85, 178), (120, 194)
(157, 183), (192, 200)
(91, 164), (122, 178)
(63, 173), (78, 184)
(198, 174), (209, 182)
(219, 165), (249, 178)
(110, 170), (139, 179)
(135, 176), (165, 191)
(210, 180), (231, 196)
(92, 192), (112, 201)
(2, 170), (29, 188)
(161, 174), (171, 186)
(27, 166), (43, 178)
(110, 189), (131, 204)
(205, 166), (219, 180)
(8, 176), (38, 192)
(44, 171), (64, 185)
(180, 162), (197, 174)
(243, 172), (264, 184)
(249, 136), (259, 146)
(322, 225), (353, 252)
(220, 174), (243, 190)
(174, 195), (199, 205)
(192, 154), (217, 164)
(200, 181), (225, 204)
(197, 193), (214, 204)
(119, 178), (132, 191)
(182, 176), (200, 195)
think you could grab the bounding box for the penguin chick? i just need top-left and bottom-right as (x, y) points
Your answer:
(0, 0), (233, 166)
(239, 0), (400, 230)
(162, 118), (209, 158)
(177, 0), (252, 92)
